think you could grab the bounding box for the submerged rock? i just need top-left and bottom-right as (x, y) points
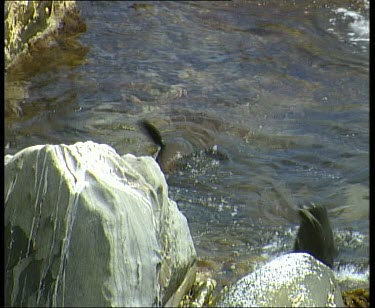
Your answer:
(214, 252), (344, 307)
(5, 141), (197, 307)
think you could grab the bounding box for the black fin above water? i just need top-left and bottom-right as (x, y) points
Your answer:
(139, 120), (165, 148)
(294, 203), (338, 268)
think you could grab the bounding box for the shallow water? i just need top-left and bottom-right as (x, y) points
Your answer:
(5, 0), (369, 293)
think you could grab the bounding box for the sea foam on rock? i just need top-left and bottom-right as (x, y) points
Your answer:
(215, 252), (344, 307)
(5, 141), (197, 307)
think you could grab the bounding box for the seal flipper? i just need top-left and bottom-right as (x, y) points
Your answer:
(138, 119), (196, 174)
(294, 203), (338, 268)
(139, 120), (165, 160)
(139, 120), (165, 149)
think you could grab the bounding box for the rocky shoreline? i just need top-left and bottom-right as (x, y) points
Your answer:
(5, 141), (367, 307)
(4, 2), (368, 307)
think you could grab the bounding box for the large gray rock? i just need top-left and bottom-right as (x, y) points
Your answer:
(215, 252), (344, 307)
(5, 141), (197, 307)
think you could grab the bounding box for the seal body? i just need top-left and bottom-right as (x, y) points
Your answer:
(139, 120), (194, 174)
(294, 203), (338, 268)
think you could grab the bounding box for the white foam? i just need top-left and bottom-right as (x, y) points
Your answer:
(332, 3), (369, 43)
(349, 19), (369, 41)
(334, 263), (369, 284)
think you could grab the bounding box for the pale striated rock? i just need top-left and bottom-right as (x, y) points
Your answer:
(215, 252), (344, 307)
(4, 141), (197, 307)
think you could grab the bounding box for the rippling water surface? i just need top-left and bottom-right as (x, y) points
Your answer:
(5, 0), (369, 292)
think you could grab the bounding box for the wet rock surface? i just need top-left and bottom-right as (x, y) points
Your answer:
(4, 0), (85, 70)
(5, 141), (196, 307)
(342, 288), (370, 307)
(214, 253), (344, 307)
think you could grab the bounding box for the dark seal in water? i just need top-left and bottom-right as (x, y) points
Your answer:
(139, 120), (194, 174)
(294, 203), (338, 268)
